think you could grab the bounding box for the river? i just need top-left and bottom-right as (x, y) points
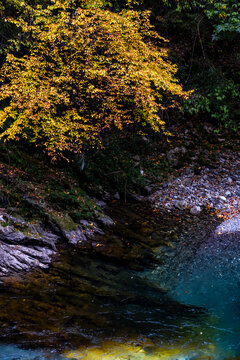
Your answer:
(0, 201), (239, 359)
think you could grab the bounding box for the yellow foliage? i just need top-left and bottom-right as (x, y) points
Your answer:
(0, 3), (190, 158)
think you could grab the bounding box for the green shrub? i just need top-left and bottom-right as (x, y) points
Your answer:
(183, 79), (240, 131)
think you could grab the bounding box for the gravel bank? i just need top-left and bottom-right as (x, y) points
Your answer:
(150, 149), (240, 219)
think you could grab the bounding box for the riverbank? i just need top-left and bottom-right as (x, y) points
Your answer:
(150, 146), (240, 219)
(0, 128), (239, 279)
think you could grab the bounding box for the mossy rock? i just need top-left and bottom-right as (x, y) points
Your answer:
(48, 211), (77, 232)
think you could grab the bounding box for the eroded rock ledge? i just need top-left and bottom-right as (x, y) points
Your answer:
(0, 207), (114, 280)
(0, 218), (58, 277)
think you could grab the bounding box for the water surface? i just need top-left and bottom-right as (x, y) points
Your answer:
(0, 203), (239, 359)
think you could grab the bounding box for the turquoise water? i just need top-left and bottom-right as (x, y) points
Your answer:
(0, 249), (212, 359)
(143, 222), (240, 358)
(170, 236), (240, 355)
(0, 205), (240, 359)
(0, 344), (63, 360)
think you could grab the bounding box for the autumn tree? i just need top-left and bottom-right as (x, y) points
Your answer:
(0, 2), (189, 159)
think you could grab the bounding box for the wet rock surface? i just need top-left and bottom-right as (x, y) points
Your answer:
(0, 242), (55, 276)
(0, 208), (112, 279)
(0, 221), (59, 278)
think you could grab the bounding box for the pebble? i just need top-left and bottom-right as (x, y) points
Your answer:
(175, 200), (188, 210)
(150, 149), (240, 219)
(190, 205), (201, 215)
(219, 196), (227, 201)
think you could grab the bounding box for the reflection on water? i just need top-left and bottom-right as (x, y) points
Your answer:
(0, 203), (239, 359)
(0, 344), (62, 360)
(0, 250), (205, 348)
(0, 341), (222, 360)
(64, 340), (218, 360)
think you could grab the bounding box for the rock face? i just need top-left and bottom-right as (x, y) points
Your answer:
(62, 224), (104, 245)
(215, 215), (240, 235)
(0, 242), (55, 276)
(96, 215), (115, 228)
(0, 223), (59, 278)
(0, 209), (113, 280)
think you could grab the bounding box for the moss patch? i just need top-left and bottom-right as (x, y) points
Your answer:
(47, 211), (78, 232)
